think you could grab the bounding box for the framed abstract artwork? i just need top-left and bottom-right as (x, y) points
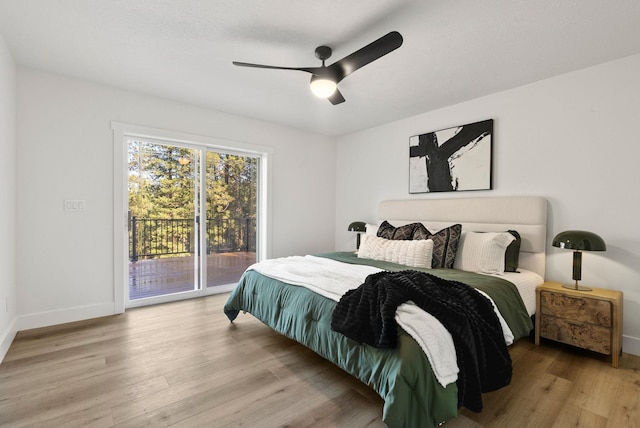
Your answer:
(409, 119), (493, 193)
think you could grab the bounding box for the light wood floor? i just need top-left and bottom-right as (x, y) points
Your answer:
(1, 293), (639, 428)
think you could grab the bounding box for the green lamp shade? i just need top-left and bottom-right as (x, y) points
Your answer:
(552, 230), (606, 251)
(348, 221), (366, 232)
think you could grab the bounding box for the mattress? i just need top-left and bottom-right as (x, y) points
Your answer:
(488, 269), (543, 316)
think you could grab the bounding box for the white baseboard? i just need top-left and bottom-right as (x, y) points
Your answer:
(623, 334), (640, 357)
(0, 317), (17, 364)
(16, 302), (118, 332)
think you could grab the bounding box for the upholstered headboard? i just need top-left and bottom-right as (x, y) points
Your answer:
(378, 196), (548, 278)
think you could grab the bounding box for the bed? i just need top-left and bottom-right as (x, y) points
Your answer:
(224, 196), (547, 427)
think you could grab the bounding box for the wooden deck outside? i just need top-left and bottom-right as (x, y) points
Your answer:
(129, 252), (255, 300)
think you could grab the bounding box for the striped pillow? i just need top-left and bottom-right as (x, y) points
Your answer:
(453, 231), (516, 274)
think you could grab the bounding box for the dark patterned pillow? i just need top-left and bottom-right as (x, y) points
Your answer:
(412, 223), (430, 240)
(377, 221), (419, 240)
(412, 223), (462, 268)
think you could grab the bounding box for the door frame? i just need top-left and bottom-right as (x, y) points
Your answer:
(111, 122), (273, 311)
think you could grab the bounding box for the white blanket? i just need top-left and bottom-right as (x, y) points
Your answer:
(247, 255), (513, 387)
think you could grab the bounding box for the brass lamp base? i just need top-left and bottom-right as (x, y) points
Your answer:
(562, 282), (592, 292)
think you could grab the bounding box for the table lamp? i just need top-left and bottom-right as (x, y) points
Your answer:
(552, 230), (606, 291)
(348, 221), (366, 250)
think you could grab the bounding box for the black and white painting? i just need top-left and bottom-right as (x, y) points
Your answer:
(409, 119), (493, 193)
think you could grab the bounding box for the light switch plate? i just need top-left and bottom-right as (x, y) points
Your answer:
(64, 200), (86, 211)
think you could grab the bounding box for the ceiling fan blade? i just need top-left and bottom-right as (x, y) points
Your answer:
(233, 61), (322, 74)
(328, 31), (403, 82)
(328, 89), (345, 105)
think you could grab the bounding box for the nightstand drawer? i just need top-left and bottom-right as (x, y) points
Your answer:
(539, 316), (611, 354)
(540, 291), (612, 327)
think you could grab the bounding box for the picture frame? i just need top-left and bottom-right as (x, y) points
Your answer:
(409, 119), (493, 193)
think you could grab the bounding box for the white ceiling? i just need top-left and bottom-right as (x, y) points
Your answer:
(1, 0), (640, 137)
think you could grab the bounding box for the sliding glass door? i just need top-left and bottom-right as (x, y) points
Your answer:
(127, 139), (258, 304)
(204, 151), (257, 289)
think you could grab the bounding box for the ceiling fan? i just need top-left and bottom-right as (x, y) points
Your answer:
(232, 31), (403, 105)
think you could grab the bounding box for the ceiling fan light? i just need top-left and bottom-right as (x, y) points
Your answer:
(310, 77), (337, 98)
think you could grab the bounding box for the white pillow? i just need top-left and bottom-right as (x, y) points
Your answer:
(358, 234), (433, 268)
(453, 231), (516, 274)
(365, 223), (379, 236)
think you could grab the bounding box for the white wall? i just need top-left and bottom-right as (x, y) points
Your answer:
(335, 54), (640, 356)
(0, 35), (16, 361)
(15, 69), (336, 330)
(10, 51), (640, 357)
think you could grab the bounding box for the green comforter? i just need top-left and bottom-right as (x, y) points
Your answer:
(224, 252), (533, 428)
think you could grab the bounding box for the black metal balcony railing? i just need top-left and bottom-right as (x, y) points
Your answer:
(129, 215), (256, 262)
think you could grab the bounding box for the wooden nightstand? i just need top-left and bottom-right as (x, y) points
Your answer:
(535, 281), (623, 368)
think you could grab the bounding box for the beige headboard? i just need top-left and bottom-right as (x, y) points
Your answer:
(378, 196), (548, 278)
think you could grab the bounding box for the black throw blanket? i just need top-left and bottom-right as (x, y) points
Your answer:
(331, 270), (512, 412)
